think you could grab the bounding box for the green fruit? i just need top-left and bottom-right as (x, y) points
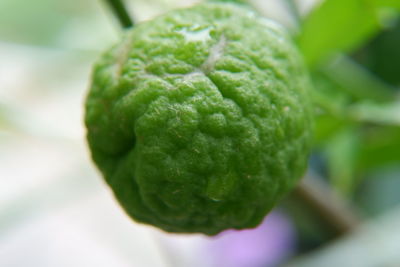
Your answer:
(85, 2), (313, 235)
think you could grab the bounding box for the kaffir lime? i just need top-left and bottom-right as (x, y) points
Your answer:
(85, 3), (313, 235)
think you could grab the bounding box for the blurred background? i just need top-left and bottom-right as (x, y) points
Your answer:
(1, 0), (400, 266)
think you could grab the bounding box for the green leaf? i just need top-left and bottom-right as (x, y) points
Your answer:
(298, 0), (381, 67)
(356, 126), (400, 171)
(310, 70), (353, 144)
(325, 126), (360, 195)
(321, 55), (395, 102)
(373, 0), (400, 10)
(349, 100), (400, 126)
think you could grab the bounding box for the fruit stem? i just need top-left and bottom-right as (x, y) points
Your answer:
(284, 0), (301, 27)
(293, 175), (360, 235)
(105, 0), (134, 29)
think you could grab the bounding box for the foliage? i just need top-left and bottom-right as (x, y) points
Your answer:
(297, 0), (400, 197)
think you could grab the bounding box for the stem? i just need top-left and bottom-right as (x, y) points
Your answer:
(293, 176), (360, 235)
(285, 0), (302, 27)
(105, 0), (134, 29)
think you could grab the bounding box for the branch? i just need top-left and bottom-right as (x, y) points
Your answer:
(105, 0), (134, 29)
(293, 175), (360, 236)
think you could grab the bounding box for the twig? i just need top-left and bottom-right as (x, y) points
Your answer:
(293, 175), (360, 235)
(105, 0), (134, 29)
(284, 0), (302, 27)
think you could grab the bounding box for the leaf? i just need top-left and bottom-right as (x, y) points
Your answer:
(349, 100), (400, 126)
(321, 55), (395, 102)
(356, 126), (400, 171)
(325, 126), (360, 195)
(298, 0), (381, 67)
(310, 70), (353, 144)
(314, 114), (348, 144)
(373, 0), (400, 10)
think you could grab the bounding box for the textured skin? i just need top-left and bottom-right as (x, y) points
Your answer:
(85, 3), (313, 235)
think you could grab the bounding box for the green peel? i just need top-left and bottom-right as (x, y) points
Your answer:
(85, 3), (313, 235)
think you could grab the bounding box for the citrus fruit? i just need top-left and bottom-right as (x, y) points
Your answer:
(85, 2), (313, 235)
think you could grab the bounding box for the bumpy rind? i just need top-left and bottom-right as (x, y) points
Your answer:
(85, 3), (313, 235)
